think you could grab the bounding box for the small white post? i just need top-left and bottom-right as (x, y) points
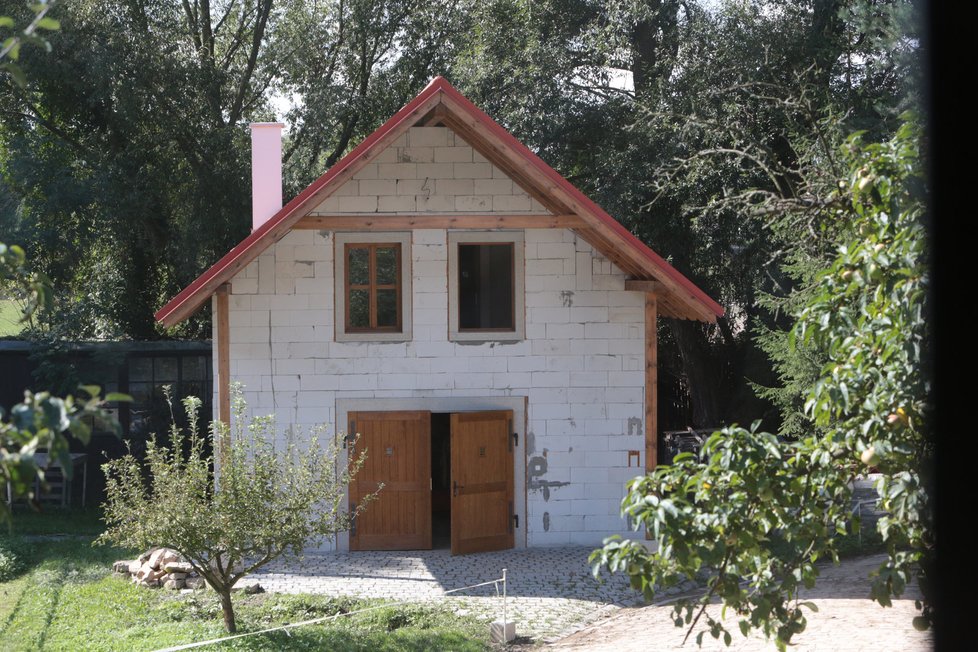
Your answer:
(491, 567), (515, 643)
(503, 567), (507, 633)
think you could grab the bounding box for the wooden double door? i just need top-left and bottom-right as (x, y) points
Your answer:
(347, 410), (515, 555)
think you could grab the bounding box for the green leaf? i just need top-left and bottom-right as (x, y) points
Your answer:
(79, 385), (102, 399)
(104, 393), (133, 403)
(0, 17), (14, 28)
(1, 61), (26, 87)
(36, 17), (60, 30)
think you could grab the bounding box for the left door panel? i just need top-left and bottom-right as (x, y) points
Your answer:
(348, 411), (432, 551)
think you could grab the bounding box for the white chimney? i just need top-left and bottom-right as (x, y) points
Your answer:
(250, 122), (284, 231)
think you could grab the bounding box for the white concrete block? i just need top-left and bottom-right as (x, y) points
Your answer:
(433, 145), (472, 162)
(584, 323), (623, 340)
(473, 178), (512, 195)
(378, 163), (417, 179)
(373, 147), (397, 163)
(491, 194), (531, 211)
(352, 164), (378, 180)
(569, 435), (610, 452)
(530, 371), (569, 387)
(545, 323), (584, 340)
(507, 356), (547, 373)
(493, 371), (531, 388)
(531, 403), (571, 420)
(543, 356), (583, 372)
(333, 180), (359, 196)
(527, 258), (564, 275)
(258, 254), (275, 294)
(592, 274), (625, 291)
(231, 276), (258, 294)
(434, 178), (473, 195)
(417, 195), (455, 212)
(453, 162), (492, 178)
(570, 372), (608, 387)
(525, 275), (576, 292)
(455, 195), (492, 211)
(299, 374), (346, 390)
(608, 371), (644, 387)
(293, 245), (329, 262)
(378, 195), (418, 212)
(398, 147), (434, 163)
(412, 229), (444, 245)
(335, 196), (378, 213)
(408, 127), (449, 147)
(537, 243), (576, 260)
(570, 307), (608, 323)
(416, 163), (455, 178)
(567, 388), (607, 404)
(453, 373), (494, 389)
(358, 179), (396, 196)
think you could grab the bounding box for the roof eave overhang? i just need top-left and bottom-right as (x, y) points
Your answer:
(156, 77), (723, 328)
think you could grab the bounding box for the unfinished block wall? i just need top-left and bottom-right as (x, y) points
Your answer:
(311, 127), (551, 215)
(214, 127), (648, 548)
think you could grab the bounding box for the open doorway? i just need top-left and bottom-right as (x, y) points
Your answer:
(341, 399), (525, 554)
(431, 413), (451, 549)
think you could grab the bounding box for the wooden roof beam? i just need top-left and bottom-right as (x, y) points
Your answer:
(297, 214), (587, 230)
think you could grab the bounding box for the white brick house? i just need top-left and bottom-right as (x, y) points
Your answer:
(156, 78), (722, 554)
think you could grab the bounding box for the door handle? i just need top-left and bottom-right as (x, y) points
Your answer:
(453, 481), (464, 497)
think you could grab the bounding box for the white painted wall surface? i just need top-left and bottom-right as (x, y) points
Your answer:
(213, 127), (648, 549)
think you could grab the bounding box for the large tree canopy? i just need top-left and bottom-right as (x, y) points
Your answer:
(0, 0), (467, 339)
(1, 0), (921, 426)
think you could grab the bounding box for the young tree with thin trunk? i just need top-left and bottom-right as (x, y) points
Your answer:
(99, 387), (371, 633)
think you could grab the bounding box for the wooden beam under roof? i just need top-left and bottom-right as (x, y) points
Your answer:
(296, 213), (586, 230)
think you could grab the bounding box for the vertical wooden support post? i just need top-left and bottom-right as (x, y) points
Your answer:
(645, 292), (658, 474)
(215, 284), (231, 426)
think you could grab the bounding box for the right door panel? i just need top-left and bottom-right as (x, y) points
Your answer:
(450, 410), (515, 555)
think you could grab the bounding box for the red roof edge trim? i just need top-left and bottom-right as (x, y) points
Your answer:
(437, 80), (724, 319)
(155, 78), (447, 326)
(156, 76), (723, 326)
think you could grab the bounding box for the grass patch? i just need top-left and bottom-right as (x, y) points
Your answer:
(4, 506), (107, 537)
(0, 510), (491, 651)
(0, 298), (26, 337)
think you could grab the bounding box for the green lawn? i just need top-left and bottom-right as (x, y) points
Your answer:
(0, 511), (491, 651)
(0, 298), (26, 337)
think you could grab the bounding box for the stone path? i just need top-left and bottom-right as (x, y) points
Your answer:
(254, 546), (657, 640)
(546, 553), (931, 651)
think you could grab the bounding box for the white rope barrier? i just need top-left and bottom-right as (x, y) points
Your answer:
(154, 571), (509, 652)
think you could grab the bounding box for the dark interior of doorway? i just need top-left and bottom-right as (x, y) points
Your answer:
(431, 413), (451, 549)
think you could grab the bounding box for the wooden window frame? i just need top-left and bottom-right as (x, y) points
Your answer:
(343, 242), (403, 333)
(334, 232), (413, 342)
(448, 231), (525, 342)
(456, 241), (516, 333)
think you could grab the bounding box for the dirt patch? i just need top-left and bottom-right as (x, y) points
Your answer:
(542, 554), (931, 651)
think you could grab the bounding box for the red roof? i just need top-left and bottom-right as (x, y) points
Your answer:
(156, 77), (723, 327)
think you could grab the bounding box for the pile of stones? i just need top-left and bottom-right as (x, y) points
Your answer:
(112, 547), (205, 590)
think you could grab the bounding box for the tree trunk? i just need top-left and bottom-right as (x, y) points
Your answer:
(218, 588), (237, 633)
(670, 319), (721, 428)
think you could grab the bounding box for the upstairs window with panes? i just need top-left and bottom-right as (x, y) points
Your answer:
(334, 233), (413, 342)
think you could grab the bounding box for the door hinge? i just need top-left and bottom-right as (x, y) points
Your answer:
(509, 501), (515, 533)
(343, 433), (356, 449)
(514, 513), (519, 529)
(512, 432), (519, 447)
(349, 503), (357, 537)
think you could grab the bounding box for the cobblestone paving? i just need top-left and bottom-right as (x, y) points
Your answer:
(547, 554), (932, 651)
(254, 546), (651, 640)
